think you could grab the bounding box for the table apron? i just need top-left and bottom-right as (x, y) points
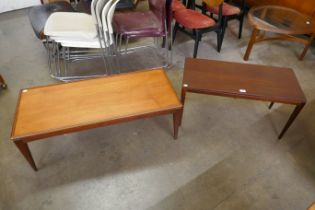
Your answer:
(11, 107), (183, 143)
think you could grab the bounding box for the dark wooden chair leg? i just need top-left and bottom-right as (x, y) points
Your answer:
(172, 22), (179, 43)
(269, 102), (274, 109)
(238, 15), (244, 39)
(278, 103), (305, 139)
(193, 31), (201, 58)
(218, 17), (227, 51)
(217, 30), (222, 52)
(14, 141), (38, 171)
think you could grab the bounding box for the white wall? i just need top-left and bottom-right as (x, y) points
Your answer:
(0, 0), (40, 13)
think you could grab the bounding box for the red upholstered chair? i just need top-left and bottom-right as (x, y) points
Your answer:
(204, 0), (246, 43)
(172, 0), (223, 58)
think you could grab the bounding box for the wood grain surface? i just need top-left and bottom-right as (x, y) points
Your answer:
(11, 69), (182, 141)
(183, 58), (306, 104)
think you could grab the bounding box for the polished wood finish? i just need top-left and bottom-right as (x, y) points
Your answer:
(308, 202), (315, 210)
(181, 58), (306, 139)
(244, 5), (315, 61)
(11, 69), (183, 170)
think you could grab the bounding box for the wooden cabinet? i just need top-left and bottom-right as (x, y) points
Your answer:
(246, 0), (315, 16)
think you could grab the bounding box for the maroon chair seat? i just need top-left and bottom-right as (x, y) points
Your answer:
(174, 9), (215, 29)
(113, 0), (172, 66)
(113, 11), (164, 37)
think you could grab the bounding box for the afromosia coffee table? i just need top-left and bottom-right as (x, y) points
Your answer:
(11, 69), (183, 171)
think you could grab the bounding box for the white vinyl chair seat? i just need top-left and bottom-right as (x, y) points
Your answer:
(44, 12), (97, 39)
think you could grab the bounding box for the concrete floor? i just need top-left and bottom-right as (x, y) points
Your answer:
(1, 7), (315, 210)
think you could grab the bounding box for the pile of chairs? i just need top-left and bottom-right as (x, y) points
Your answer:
(40, 0), (245, 81)
(44, 0), (120, 81)
(113, 0), (173, 67)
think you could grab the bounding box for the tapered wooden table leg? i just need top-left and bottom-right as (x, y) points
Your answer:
(173, 109), (182, 139)
(14, 141), (37, 171)
(179, 88), (187, 126)
(299, 34), (314, 60)
(244, 28), (259, 61)
(269, 102), (274, 109)
(278, 103), (305, 139)
(0, 74), (7, 89)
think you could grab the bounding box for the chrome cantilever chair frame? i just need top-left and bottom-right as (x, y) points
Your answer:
(114, 0), (173, 68)
(44, 0), (120, 81)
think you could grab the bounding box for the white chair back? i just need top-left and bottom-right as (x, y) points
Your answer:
(90, 0), (99, 24)
(101, 0), (114, 43)
(95, 0), (109, 28)
(106, 0), (119, 43)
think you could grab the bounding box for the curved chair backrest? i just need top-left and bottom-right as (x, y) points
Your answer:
(95, 0), (109, 28)
(106, 0), (120, 44)
(90, 0), (99, 24)
(203, 0), (223, 24)
(148, 0), (167, 32)
(203, 0), (223, 7)
(101, 0), (114, 43)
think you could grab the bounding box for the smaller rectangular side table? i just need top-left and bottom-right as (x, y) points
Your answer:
(181, 58), (306, 139)
(11, 69), (183, 171)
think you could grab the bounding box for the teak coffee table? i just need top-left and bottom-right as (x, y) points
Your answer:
(244, 6), (315, 61)
(181, 58), (306, 139)
(11, 69), (183, 171)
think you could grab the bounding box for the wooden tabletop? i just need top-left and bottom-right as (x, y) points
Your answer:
(183, 58), (306, 104)
(11, 69), (182, 141)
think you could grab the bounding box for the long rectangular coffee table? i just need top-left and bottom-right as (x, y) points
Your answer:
(181, 58), (306, 139)
(11, 69), (183, 171)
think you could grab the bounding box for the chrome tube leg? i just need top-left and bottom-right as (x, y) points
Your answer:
(125, 37), (129, 54)
(119, 34), (123, 53)
(165, 35), (169, 67)
(169, 24), (173, 66)
(113, 42), (121, 74)
(46, 37), (52, 74)
(98, 28), (110, 75)
(56, 43), (61, 77)
(62, 47), (67, 76)
(106, 30), (114, 75)
(65, 47), (70, 77)
(52, 41), (58, 77)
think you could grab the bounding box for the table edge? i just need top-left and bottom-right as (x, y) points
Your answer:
(183, 87), (306, 105)
(11, 105), (183, 142)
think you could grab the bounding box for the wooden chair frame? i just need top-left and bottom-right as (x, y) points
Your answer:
(172, 3), (223, 58)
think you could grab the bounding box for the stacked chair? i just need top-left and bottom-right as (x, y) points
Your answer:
(113, 0), (173, 67)
(44, 0), (120, 81)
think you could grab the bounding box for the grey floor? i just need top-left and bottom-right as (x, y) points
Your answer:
(1, 7), (315, 210)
